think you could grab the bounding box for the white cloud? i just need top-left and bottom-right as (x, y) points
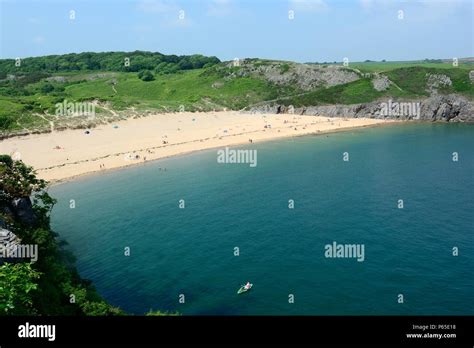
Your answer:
(137, 0), (192, 28)
(356, 0), (468, 25)
(418, 0), (466, 11)
(207, 0), (233, 17)
(359, 0), (373, 10)
(358, 0), (393, 10)
(289, 0), (329, 12)
(137, 0), (179, 14)
(359, 0), (467, 11)
(414, 0), (468, 22)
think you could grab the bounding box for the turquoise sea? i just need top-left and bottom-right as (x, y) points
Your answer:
(50, 123), (474, 315)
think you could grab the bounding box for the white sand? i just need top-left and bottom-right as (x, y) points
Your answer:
(0, 112), (395, 182)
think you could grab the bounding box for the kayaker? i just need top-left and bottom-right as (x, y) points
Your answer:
(244, 282), (251, 290)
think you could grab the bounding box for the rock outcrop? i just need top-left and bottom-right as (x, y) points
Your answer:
(372, 75), (391, 91)
(224, 60), (360, 91)
(10, 197), (38, 226)
(426, 73), (453, 94)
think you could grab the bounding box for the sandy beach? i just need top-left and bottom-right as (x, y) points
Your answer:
(0, 112), (394, 182)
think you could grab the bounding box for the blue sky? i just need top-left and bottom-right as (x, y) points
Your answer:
(0, 0), (472, 62)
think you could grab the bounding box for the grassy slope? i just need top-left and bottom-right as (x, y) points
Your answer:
(386, 67), (473, 97)
(65, 69), (280, 111)
(279, 65), (473, 107)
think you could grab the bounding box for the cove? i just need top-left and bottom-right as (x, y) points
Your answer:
(50, 123), (474, 315)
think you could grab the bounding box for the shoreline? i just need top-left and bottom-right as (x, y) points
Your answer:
(0, 112), (399, 185)
(48, 121), (401, 187)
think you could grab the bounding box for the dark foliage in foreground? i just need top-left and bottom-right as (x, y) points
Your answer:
(0, 155), (124, 315)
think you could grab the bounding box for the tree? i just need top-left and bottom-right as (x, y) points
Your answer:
(0, 52), (221, 75)
(80, 301), (123, 316)
(0, 156), (49, 198)
(0, 263), (41, 315)
(40, 83), (54, 93)
(0, 155), (13, 168)
(138, 69), (154, 81)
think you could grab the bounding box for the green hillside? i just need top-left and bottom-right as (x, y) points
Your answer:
(1, 53), (473, 135)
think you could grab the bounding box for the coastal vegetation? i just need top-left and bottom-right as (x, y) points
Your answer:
(0, 155), (123, 315)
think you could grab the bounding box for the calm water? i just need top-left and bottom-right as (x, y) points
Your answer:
(50, 123), (474, 315)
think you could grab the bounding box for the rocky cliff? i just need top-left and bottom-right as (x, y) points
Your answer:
(248, 94), (474, 122)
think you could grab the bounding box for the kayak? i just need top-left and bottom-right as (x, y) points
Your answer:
(237, 283), (253, 294)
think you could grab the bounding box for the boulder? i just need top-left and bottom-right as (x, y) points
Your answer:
(372, 75), (391, 91)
